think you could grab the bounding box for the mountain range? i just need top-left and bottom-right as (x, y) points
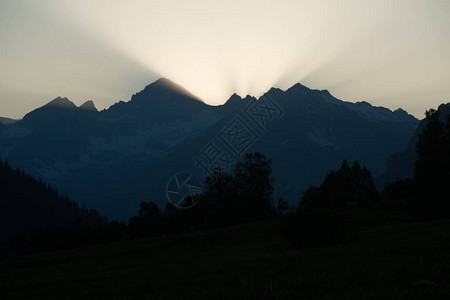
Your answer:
(0, 79), (421, 220)
(377, 103), (450, 186)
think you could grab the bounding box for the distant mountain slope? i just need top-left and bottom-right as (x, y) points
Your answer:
(0, 159), (103, 256)
(0, 78), (420, 220)
(377, 103), (450, 187)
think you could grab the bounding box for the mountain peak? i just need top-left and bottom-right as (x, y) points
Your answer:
(46, 97), (77, 109)
(228, 93), (242, 101)
(243, 95), (257, 101)
(288, 82), (311, 92)
(79, 100), (98, 112)
(223, 93), (258, 106)
(140, 78), (203, 102)
(268, 87), (283, 93)
(217, 93), (257, 115)
(284, 83), (312, 97)
(22, 96), (79, 123)
(152, 77), (177, 88)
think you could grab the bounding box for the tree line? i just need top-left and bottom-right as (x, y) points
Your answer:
(284, 108), (450, 246)
(0, 159), (105, 256)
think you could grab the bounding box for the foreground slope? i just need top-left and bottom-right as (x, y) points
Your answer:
(1, 219), (449, 299)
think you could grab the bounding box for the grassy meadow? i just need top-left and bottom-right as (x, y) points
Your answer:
(1, 218), (449, 299)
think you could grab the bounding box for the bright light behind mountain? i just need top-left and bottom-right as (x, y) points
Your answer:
(1, 0), (450, 118)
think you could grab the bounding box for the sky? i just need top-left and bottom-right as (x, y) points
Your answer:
(0, 0), (449, 119)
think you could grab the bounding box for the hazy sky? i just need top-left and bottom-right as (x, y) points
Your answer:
(1, 0), (449, 119)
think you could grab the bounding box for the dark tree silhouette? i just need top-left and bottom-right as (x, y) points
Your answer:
(0, 159), (105, 256)
(232, 152), (275, 222)
(300, 160), (378, 211)
(176, 152), (276, 228)
(414, 109), (450, 218)
(383, 178), (415, 199)
(128, 201), (163, 237)
(200, 171), (236, 226)
(281, 160), (375, 246)
(277, 197), (289, 215)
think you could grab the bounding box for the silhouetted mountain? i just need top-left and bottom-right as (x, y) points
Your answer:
(216, 93), (257, 114)
(0, 117), (18, 126)
(21, 97), (77, 123)
(47, 96), (77, 108)
(101, 78), (209, 125)
(0, 159), (104, 256)
(0, 79), (222, 219)
(79, 100), (98, 111)
(20, 96), (96, 128)
(377, 103), (450, 188)
(0, 79), (419, 220)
